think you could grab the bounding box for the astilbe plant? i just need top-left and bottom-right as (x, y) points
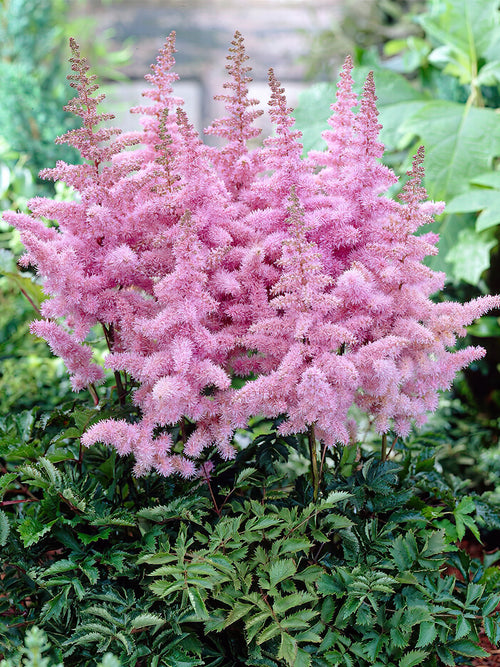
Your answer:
(4, 32), (500, 482)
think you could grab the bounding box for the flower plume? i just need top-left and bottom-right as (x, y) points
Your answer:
(4, 38), (499, 477)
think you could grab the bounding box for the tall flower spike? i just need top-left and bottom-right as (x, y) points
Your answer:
(257, 68), (312, 204)
(348, 71), (396, 195)
(205, 31), (264, 197)
(143, 31), (180, 106)
(52, 38), (121, 168)
(309, 55), (357, 171)
(131, 31), (184, 147)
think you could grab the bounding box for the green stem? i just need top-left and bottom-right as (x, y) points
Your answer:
(308, 424), (320, 502)
(381, 433), (387, 463)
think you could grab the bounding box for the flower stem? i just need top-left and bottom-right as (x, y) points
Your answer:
(308, 424), (320, 502)
(381, 433), (387, 462)
(102, 323), (126, 406)
(88, 383), (99, 406)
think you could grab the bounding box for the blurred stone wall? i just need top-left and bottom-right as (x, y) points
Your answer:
(72, 0), (342, 137)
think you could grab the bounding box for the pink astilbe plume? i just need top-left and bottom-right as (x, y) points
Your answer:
(308, 60), (397, 280)
(4, 35), (500, 478)
(3, 39), (148, 388)
(85, 212), (237, 473)
(309, 55), (358, 172)
(131, 31), (184, 149)
(249, 68), (314, 224)
(205, 31), (264, 200)
(236, 191), (358, 447)
(230, 70), (317, 375)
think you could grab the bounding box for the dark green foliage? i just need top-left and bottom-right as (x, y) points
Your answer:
(1, 397), (499, 666)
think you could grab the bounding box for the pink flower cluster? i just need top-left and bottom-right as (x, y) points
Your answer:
(5, 32), (499, 476)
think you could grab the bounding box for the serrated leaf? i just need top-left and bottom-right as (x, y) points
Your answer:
(403, 606), (433, 625)
(278, 632), (297, 666)
(0, 510), (10, 546)
(39, 558), (78, 577)
(391, 532), (418, 571)
(0, 472), (17, 498)
(40, 591), (66, 622)
(277, 537), (312, 555)
(420, 530), (446, 558)
(294, 647), (312, 667)
(187, 587), (209, 620)
(322, 514), (354, 530)
(465, 582), (484, 608)
(73, 408), (99, 433)
(245, 610), (271, 632)
(149, 580), (185, 597)
(337, 597), (362, 623)
(321, 491), (353, 508)
(399, 650), (429, 667)
(321, 597), (336, 624)
(79, 562), (99, 585)
(18, 516), (56, 547)
(268, 559), (297, 588)
(356, 603), (374, 628)
(273, 591), (317, 615)
(281, 609), (318, 630)
(455, 615), (472, 640)
(257, 622), (281, 645)
(77, 528), (112, 545)
(436, 644), (456, 666)
(390, 626), (409, 650)
(115, 631), (134, 653)
(85, 606), (121, 626)
(484, 616), (500, 645)
(294, 629), (322, 644)
(483, 593), (500, 616)
(235, 467), (258, 487)
(131, 613), (165, 630)
(137, 552), (176, 566)
(448, 638), (490, 657)
(224, 602), (253, 628)
(186, 562), (219, 578)
(37, 457), (62, 486)
(91, 512), (136, 527)
(416, 621), (437, 648)
(247, 516), (282, 531)
(317, 573), (345, 596)
(69, 631), (105, 646)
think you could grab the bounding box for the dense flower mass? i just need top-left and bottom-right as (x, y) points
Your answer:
(4, 32), (500, 476)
